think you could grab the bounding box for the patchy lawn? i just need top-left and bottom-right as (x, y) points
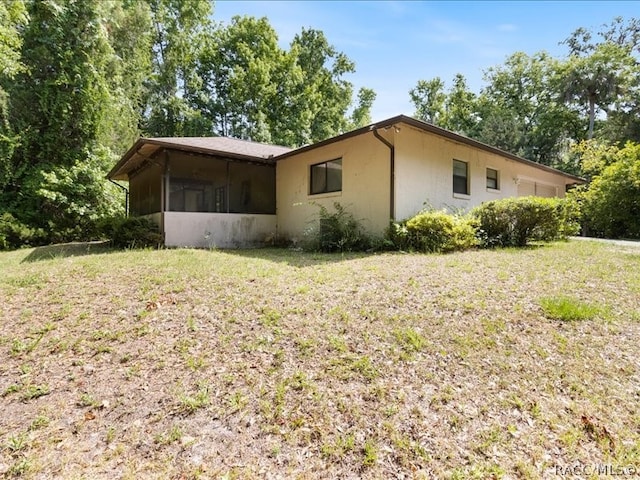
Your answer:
(0, 240), (639, 479)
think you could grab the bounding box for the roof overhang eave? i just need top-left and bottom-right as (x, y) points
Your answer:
(107, 138), (278, 181)
(272, 115), (586, 184)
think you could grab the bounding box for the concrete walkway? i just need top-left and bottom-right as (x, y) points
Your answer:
(570, 236), (640, 248)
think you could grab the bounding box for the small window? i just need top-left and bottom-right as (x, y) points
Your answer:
(453, 159), (469, 195)
(310, 158), (342, 195)
(486, 168), (499, 190)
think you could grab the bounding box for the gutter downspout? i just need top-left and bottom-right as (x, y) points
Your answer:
(109, 179), (129, 217)
(372, 128), (395, 222)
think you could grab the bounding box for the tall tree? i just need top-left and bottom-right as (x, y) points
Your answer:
(5, 0), (127, 240)
(442, 74), (479, 136)
(144, 0), (214, 136)
(410, 74), (480, 136)
(563, 17), (640, 56)
(410, 77), (446, 125)
(559, 42), (636, 139)
(105, 0), (154, 150)
(0, 0), (27, 191)
(350, 87), (377, 128)
(560, 18), (640, 140)
(290, 28), (355, 144)
(478, 51), (582, 165)
(194, 19), (367, 146)
(265, 27), (360, 146)
(195, 15), (282, 142)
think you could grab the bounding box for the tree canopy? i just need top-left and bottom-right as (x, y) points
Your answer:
(1, 4), (639, 248)
(0, 0), (374, 248)
(410, 17), (640, 169)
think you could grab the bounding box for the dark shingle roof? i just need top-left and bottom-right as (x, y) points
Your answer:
(108, 136), (291, 180)
(149, 137), (291, 159)
(109, 116), (584, 184)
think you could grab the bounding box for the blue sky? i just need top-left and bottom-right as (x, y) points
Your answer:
(214, 1), (639, 122)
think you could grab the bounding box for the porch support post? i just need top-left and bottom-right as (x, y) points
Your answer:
(225, 160), (230, 213)
(164, 150), (171, 212)
(160, 150), (170, 242)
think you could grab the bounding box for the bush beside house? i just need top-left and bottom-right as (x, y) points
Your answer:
(302, 202), (372, 252)
(382, 196), (578, 253)
(109, 216), (163, 249)
(386, 210), (478, 253)
(471, 196), (580, 248)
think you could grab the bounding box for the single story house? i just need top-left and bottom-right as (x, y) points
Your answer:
(108, 115), (584, 248)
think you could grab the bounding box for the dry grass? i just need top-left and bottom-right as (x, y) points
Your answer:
(0, 240), (639, 479)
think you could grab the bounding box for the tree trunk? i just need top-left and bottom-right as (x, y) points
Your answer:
(588, 96), (596, 139)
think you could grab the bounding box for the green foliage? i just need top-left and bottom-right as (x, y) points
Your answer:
(410, 77), (446, 125)
(304, 202), (371, 252)
(410, 54), (583, 167)
(0, 0), (27, 79)
(480, 52), (583, 166)
(387, 210), (478, 253)
(144, 0), (213, 137)
(1, 0), (134, 245)
(194, 19), (365, 146)
(561, 18), (640, 143)
(410, 17), (640, 168)
(443, 74), (480, 136)
(110, 216), (163, 250)
(539, 296), (603, 321)
(0, 0), (28, 190)
(410, 74), (481, 138)
(558, 42), (637, 140)
(472, 196), (579, 248)
(1, 1), (373, 248)
(102, 1), (153, 153)
(9, 0), (114, 176)
(195, 15), (282, 142)
(571, 141), (640, 238)
(25, 151), (122, 243)
(349, 87), (376, 129)
(0, 213), (44, 250)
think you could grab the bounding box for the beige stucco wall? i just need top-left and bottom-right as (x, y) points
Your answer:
(163, 212), (277, 248)
(276, 123), (579, 240)
(276, 131), (393, 242)
(394, 125), (576, 221)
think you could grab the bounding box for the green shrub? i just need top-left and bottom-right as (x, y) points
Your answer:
(303, 202), (371, 252)
(387, 210), (478, 253)
(571, 142), (640, 239)
(21, 149), (123, 244)
(110, 216), (163, 249)
(0, 213), (45, 250)
(472, 196), (579, 248)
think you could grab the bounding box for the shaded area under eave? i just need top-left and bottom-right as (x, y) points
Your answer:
(107, 137), (292, 181)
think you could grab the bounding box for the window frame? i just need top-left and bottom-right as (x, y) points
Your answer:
(452, 159), (469, 196)
(309, 158), (343, 195)
(486, 167), (499, 190)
